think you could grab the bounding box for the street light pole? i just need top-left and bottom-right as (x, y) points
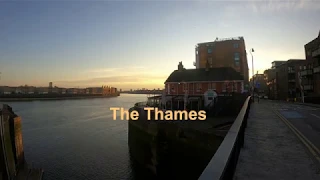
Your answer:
(250, 48), (255, 102)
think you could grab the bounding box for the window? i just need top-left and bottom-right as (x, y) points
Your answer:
(234, 52), (240, 66)
(207, 48), (212, 54)
(211, 83), (216, 89)
(171, 85), (175, 92)
(196, 83), (202, 91)
(234, 52), (240, 60)
(208, 83), (216, 89)
(183, 84), (188, 91)
(233, 82), (238, 92)
(223, 82), (229, 92)
(233, 43), (239, 48)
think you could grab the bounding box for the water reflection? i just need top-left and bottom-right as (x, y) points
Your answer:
(1, 94), (150, 180)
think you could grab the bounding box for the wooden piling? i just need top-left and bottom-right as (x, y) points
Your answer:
(0, 104), (43, 180)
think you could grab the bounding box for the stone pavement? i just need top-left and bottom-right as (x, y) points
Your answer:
(233, 101), (320, 180)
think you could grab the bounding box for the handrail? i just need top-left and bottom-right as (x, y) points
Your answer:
(198, 96), (252, 180)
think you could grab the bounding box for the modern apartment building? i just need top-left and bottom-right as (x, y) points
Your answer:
(276, 60), (305, 100)
(194, 37), (249, 87)
(263, 61), (286, 99)
(265, 59), (305, 100)
(301, 31), (320, 99)
(271, 61), (287, 69)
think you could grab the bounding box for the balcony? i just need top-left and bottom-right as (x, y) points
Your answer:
(303, 85), (313, 90)
(300, 69), (313, 76)
(314, 66), (320, 74)
(288, 69), (295, 74)
(312, 48), (320, 58)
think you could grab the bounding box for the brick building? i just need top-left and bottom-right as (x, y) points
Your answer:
(264, 59), (305, 100)
(301, 30), (320, 100)
(264, 69), (277, 99)
(164, 62), (244, 95)
(275, 60), (305, 100)
(194, 37), (249, 87)
(271, 61), (287, 69)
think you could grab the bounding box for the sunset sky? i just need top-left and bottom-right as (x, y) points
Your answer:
(1, 0), (320, 90)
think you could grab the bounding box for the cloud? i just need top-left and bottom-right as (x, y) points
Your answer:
(52, 65), (174, 89)
(54, 71), (168, 89)
(220, 0), (320, 19)
(86, 66), (145, 73)
(57, 74), (166, 84)
(246, 0), (320, 13)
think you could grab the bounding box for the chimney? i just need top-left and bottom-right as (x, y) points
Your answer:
(178, 61), (184, 72)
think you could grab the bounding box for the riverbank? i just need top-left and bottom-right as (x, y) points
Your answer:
(0, 94), (120, 102)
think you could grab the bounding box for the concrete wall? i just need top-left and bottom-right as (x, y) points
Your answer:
(128, 121), (224, 179)
(128, 95), (248, 179)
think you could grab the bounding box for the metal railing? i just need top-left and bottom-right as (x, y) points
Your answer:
(314, 66), (320, 73)
(300, 69), (313, 76)
(288, 69), (295, 73)
(134, 101), (161, 108)
(198, 96), (252, 180)
(304, 85), (313, 90)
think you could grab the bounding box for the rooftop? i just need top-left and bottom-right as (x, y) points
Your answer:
(272, 60), (287, 63)
(196, 37), (244, 46)
(165, 67), (244, 83)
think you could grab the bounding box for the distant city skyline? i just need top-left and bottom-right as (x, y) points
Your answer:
(1, 1), (320, 89)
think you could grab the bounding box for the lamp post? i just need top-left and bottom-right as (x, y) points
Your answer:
(250, 48), (255, 102)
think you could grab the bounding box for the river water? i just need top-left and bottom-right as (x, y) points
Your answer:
(1, 94), (149, 180)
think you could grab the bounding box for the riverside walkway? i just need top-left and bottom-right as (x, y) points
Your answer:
(233, 100), (320, 180)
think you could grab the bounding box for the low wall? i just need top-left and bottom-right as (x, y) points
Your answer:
(128, 121), (224, 179)
(208, 94), (249, 117)
(128, 94), (248, 179)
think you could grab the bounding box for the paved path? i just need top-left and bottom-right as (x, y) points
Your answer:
(234, 100), (320, 180)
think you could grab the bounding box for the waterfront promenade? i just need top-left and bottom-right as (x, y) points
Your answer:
(234, 100), (320, 180)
